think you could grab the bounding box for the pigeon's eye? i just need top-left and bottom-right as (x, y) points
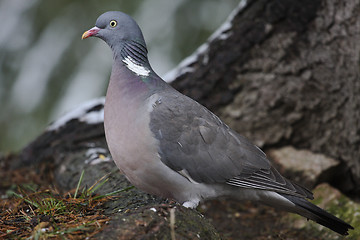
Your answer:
(109, 20), (117, 28)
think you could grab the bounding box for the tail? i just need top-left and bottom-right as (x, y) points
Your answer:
(281, 194), (354, 235)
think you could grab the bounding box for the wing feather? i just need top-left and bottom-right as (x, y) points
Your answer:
(149, 89), (312, 199)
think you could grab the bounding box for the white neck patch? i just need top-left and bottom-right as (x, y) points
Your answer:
(122, 56), (150, 77)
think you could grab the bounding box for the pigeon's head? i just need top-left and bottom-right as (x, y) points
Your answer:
(82, 11), (145, 49)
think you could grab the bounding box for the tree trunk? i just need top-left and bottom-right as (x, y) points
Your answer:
(169, 0), (360, 197)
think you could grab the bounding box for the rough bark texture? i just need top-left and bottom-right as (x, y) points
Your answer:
(171, 0), (360, 197)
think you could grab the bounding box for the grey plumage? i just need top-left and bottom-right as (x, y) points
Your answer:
(82, 11), (353, 235)
(149, 89), (312, 198)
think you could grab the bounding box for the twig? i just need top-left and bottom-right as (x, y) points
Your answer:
(170, 208), (176, 240)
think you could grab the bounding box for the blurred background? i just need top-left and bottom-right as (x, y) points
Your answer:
(0, 0), (238, 152)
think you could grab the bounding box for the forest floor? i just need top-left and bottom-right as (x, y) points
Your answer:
(0, 158), (357, 240)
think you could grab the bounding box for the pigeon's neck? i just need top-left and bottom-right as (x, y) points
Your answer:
(112, 40), (152, 78)
(111, 39), (166, 95)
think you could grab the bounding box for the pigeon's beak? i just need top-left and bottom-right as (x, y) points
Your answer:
(82, 26), (100, 39)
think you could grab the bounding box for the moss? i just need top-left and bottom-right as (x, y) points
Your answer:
(95, 204), (221, 239)
(289, 183), (359, 239)
(323, 195), (360, 239)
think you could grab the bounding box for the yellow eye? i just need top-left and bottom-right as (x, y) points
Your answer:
(109, 20), (117, 28)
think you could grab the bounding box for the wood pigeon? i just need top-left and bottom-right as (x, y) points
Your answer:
(82, 11), (353, 235)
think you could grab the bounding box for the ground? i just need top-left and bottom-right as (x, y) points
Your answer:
(1, 158), (357, 239)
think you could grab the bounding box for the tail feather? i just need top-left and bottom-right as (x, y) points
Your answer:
(281, 194), (354, 235)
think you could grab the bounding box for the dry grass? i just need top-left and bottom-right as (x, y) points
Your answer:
(0, 170), (129, 239)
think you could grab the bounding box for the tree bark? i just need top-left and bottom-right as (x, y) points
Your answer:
(170, 0), (360, 197)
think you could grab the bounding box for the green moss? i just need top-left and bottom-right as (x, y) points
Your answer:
(324, 195), (360, 239)
(306, 184), (359, 239)
(281, 184), (358, 239)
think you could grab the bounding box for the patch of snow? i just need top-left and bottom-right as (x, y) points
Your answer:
(47, 97), (105, 131)
(85, 147), (107, 155)
(163, 0), (248, 83)
(162, 42), (207, 83)
(80, 107), (104, 125)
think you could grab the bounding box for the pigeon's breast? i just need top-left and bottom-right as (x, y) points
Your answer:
(103, 78), (154, 171)
(104, 91), (181, 198)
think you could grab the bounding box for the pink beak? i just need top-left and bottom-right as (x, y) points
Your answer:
(82, 26), (100, 39)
